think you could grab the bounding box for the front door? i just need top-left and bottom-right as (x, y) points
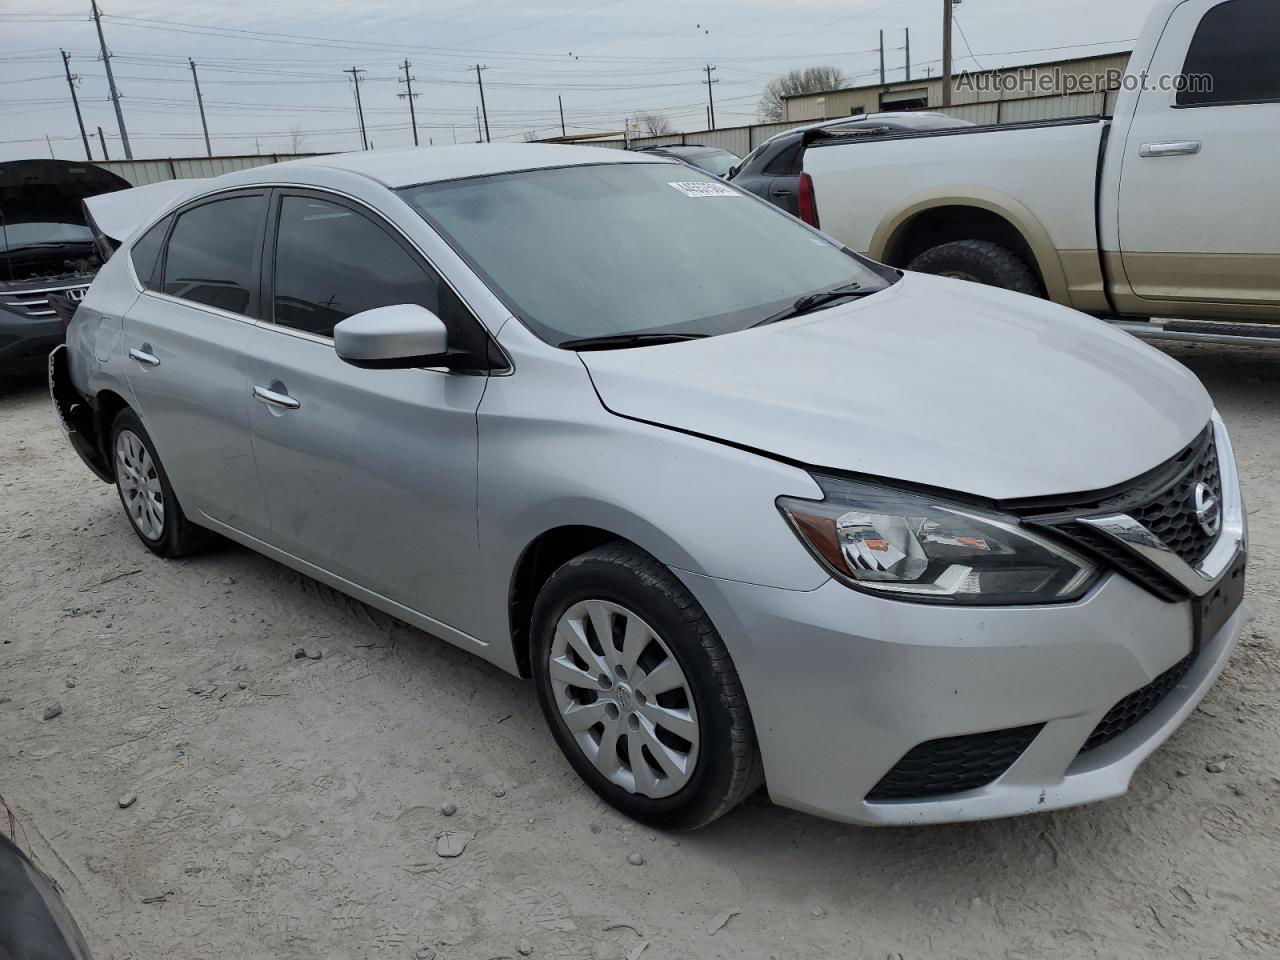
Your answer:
(1116, 0), (1280, 311)
(122, 191), (272, 537)
(245, 192), (491, 636)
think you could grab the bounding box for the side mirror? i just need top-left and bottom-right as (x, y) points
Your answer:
(334, 304), (452, 370)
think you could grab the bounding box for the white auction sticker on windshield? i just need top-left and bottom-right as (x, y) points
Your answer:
(667, 181), (738, 198)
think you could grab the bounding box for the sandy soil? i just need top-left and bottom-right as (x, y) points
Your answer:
(2, 341), (1278, 960)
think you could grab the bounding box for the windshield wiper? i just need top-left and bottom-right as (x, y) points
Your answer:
(750, 281), (871, 328)
(559, 332), (709, 351)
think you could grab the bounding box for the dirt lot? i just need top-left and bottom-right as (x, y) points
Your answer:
(1, 341), (1278, 960)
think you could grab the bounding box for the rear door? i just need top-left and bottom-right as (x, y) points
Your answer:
(243, 190), (491, 635)
(121, 191), (272, 537)
(1116, 0), (1280, 311)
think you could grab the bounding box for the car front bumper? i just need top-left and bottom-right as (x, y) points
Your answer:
(678, 563), (1248, 826)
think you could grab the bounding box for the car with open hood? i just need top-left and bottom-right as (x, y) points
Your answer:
(0, 159), (130, 370)
(50, 144), (1249, 829)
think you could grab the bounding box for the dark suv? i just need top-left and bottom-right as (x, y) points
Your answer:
(730, 113), (972, 223)
(1, 159), (130, 370)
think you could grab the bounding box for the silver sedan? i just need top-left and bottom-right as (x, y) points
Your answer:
(52, 145), (1248, 828)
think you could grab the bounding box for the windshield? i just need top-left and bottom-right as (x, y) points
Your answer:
(0, 221), (94, 253)
(402, 162), (890, 346)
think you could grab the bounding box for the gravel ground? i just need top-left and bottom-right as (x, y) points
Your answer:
(1, 341), (1278, 960)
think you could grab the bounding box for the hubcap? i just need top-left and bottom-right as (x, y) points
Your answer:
(549, 599), (699, 799)
(115, 430), (164, 541)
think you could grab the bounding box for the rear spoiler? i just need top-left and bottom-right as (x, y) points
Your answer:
(82, 178), (210, 260)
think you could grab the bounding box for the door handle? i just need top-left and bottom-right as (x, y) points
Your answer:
(128, 346), (160, 366)
(1139, 140), (1201, 158)
(253, 384), (300, 410)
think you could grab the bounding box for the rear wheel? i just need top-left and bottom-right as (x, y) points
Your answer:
(531, 543), (762, 830)
(109, 408), (206, 558)
(908, 239), (1043, 297)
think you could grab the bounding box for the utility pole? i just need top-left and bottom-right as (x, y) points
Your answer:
(474, 65), (491, 143)
(905, 28), (912, 82)
(96, 125), (108, 160)
(46, 135), (56, 159)
(344, 66), (368, 150)
(703, 64), (718, 130)
(189, 59), (212, 157)
(90, 0), (131, 159)
(942, 0), (954, 106)
(398, 59), (420, 147)
(558, 95), (566, 137)
(60, 50), (91, 160)
(879, 30), (886, 85)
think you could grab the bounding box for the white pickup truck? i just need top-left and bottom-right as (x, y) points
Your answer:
(803, 0), (1280, 344)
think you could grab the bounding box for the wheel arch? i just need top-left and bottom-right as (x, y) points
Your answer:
(507, 524), (650, 679)
(91, 388), (133, 480)
(870, 190), (1069, 303)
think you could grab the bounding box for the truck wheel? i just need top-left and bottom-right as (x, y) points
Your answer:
(908, 240), (1043, 297)
(530, 542), (764, 830)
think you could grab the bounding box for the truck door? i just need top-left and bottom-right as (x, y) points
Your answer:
(1116, 0), (1280, 314)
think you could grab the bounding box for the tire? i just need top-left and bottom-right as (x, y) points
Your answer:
(908, 239), (1043, 297)
(531, 542), (763, 830)
(109, 408), (207, 558)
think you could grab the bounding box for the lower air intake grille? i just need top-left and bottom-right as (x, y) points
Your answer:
(866, 723), (1044, 802)
(1077, 652), (1195, 755)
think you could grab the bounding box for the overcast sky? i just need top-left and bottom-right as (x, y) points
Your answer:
(0, 0), (1156, 162)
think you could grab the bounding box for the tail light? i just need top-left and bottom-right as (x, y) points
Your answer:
(797, 172), (819, 228)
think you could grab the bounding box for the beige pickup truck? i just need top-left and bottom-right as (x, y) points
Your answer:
(801, 0), (1280, 346)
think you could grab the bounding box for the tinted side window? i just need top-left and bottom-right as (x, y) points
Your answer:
(271, 196), (485, 357)
(162, 195), (265, 314)
(129, 215), (170, 289)
(764, 141), (803, 176)
(1178, 0), (1280, 106)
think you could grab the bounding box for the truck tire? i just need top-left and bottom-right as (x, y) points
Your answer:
(908, 240), (1043, 297)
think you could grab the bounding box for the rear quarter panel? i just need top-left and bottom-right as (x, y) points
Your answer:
(802, 121), (1107, 308)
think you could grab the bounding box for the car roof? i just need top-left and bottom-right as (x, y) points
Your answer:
(238, 143), (668, 189)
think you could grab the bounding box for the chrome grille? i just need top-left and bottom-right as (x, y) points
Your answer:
(1020, 425), (1223, 601)
(0, 283), (89, 319)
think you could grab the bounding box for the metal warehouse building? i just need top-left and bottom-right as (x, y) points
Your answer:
(783, 52), (1132, 125)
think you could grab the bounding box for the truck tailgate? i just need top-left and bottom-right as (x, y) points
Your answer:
(803, 118), (1107, 265)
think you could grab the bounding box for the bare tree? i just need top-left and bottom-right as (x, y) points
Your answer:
(636, 111), (673, 136)
(758, 66), (847, 122)
(288, 126), (308, 153)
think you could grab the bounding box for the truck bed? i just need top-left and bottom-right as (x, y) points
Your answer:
(803, 117), (1109, 309)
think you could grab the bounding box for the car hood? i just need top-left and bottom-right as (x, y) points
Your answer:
(579, 272), (1213, 501)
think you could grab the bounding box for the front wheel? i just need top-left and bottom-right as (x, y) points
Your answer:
(530, 543), (763, 830)
(908, 239), (1043, 297)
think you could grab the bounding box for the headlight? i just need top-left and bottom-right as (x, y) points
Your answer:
(777, 475), (1097, 604)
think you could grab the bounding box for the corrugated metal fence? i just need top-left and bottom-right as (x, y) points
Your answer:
(98, 153), (321, 186)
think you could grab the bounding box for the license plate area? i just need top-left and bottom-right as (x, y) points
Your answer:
(1194, 552), (1246, 652)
